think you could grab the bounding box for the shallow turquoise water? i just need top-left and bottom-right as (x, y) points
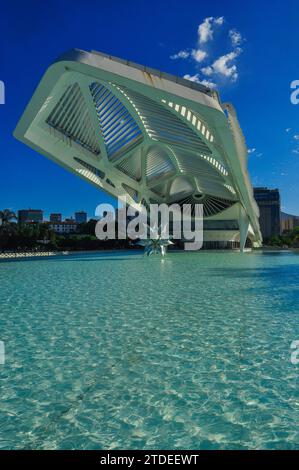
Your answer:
(0, 250), (298, 450)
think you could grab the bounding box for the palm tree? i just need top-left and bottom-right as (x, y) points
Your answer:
(0, 209), (17, 226)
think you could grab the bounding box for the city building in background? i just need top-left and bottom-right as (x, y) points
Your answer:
(281, 212), (299, 232)
(48, 221), (78, 234)
(18, 209), (43, 224)
(14, 49), (262, 251)
(75, 211), (87, 224)
(50, 213), (62, 222)
(253, 187), (281, 239)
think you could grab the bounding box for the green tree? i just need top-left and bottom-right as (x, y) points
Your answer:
(0, 223), (18, 252)
(0, 209), (17, 225)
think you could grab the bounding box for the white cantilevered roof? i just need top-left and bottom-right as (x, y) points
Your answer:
(14, 48), (261, 243)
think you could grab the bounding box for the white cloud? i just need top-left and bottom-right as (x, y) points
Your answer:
(293, 134), (299, 140)
(229, 29), (243, 47)
(183, 74), (216, 89)
(292, 149), (299, 154)
(212, 49), (241, 81)
(198, 17), (213, 44)
(198, 16), (224, 44)
(286, 128), (292, 132)
(183, 73), (201, 83)
(202, 48), (242, 82)
(170, 50), (190, 60)
(214, 16), (224, 25)
(199, 79), (217, 89)
(248, 148), (262, 157)
(191, 49), (207, 63)
(201, 65), (213, 76)
(172, 17), (244, 88)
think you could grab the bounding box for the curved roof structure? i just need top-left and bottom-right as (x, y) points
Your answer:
(14, 49), (262, 249)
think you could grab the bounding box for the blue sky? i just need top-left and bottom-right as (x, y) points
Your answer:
(1, 0), (299, 219)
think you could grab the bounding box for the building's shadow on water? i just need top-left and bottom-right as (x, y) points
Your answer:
(208, 265), (299, 279)
(259, 251), (295, 256)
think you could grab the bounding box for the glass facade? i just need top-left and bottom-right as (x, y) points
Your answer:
(75, 212), (87, 224)
(18, 209), (43, 224)
(254, 187), (281, 239)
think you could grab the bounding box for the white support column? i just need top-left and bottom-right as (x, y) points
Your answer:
(239, 204), (249, 253)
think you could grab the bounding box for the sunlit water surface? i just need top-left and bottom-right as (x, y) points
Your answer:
(0, 250), (298, 449)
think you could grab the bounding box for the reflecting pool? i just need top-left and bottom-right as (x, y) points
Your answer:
(0, 251), (298, 449)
